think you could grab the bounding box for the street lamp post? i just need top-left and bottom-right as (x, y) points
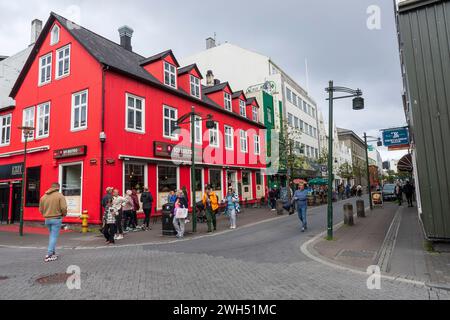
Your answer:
(325, 82), (364, 240)
(18, 126), (35, 237)
(174, 107), (214, 233)
(363, 133), (382, 210)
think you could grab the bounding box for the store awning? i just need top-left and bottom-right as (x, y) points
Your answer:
(397, 153), (413, 172)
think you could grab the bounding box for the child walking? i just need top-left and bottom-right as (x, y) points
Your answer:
(103, 198), (118, 244)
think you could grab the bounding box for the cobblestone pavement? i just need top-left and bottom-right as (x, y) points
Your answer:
(1, 197), (448, 300)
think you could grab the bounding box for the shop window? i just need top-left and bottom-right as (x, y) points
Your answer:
(25, 167), (41, 207)
(60, 163), (82, 216)
(242, 172), (250, 185)
(194, 168), (202, 192)
(256, 171), (262, 185)
(209, 169), (222, 191)
(124, 163), (145, 192)
(158, 166), (177, 193)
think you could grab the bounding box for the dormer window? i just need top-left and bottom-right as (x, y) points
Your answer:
(239, 100), (246, 117)
(252, 106), (258, 122)
(224, 93), (232, 111)
(164, 62), (177, 88)
(50, 25), (60, 45)
(190, 75), (200, 98)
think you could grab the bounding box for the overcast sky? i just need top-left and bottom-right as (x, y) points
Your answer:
(0, 0), (408, 162)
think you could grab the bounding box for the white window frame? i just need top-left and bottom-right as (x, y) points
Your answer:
(38, 53), (52, 86)
(254, 135), (260, 155)
(190, 75), (201, 98)
(224, 92), (232, 111)
(163, 105), (178, 139)
(252, 106), (258, 122)
(209, 121), (219, 148)
(191, 115), (202, 145)
(239, 100), (246, 117)
(0, 114), (12, 146)
(55, 44), (71, 79)
(22, 106), (35, 142)
(224, 125), (234, 150)
(59, 161), (83, 217)
(50, 25), (60, 45)
(240, 130), (248, 153)
(125, 93), (145, 134)
(36, 102), (50, 139)
(164, 61), (177, 88)
(71, 90), (88, 132)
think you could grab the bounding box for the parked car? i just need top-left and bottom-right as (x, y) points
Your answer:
(382, 184), (397, 201)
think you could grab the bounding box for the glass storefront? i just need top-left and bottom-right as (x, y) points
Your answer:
(157, 165), (178, 209)
(124, 163), (146, 193)
(209, 169), (222, 200)
(60, 163), (82, 216)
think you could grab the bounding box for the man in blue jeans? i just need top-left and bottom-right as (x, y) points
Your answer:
(293, 184), (309, 232)
(39, 182), (68, 262)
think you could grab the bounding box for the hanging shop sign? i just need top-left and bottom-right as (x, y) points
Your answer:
(382, 127), (410, 149)
(0, 163), (23, 180)
(53, 146), (87, 159)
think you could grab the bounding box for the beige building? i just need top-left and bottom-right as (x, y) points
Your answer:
(337, 128), (367, 187)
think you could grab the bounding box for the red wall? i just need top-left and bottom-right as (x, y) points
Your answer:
(0, 21), (103, 223)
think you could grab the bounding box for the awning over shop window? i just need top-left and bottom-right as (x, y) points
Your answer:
(397, 153), (413, 172)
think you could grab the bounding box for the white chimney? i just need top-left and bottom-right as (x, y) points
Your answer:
(206, 37), (216, 50)
(30, 19), (43, 45)
(206, 70), (215, 86)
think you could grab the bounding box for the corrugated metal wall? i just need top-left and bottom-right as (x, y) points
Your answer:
(399, 0), (450, 239)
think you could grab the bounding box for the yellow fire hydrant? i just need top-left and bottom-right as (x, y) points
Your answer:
(80, 210), (89, 234)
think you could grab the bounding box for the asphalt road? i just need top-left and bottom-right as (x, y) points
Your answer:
(149, 196), (367, 263)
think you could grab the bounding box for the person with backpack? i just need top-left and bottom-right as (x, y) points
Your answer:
(225, 187), (239, 229)
(202, 186), (219, 233)
(140, 186), (153, 230)
(403, 180), (414, 207)
(112, 189), (126, 240)
(103, 198), (118, 245)
(122, 190), (135, 231)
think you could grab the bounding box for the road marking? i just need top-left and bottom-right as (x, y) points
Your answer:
(300, 206), (426, 287)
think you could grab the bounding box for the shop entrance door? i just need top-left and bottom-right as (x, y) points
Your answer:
(241, 171), (253, 200)
(226, 171), (238, 195)
(11, 183), (22, 223)
(0, 185), (10, 224)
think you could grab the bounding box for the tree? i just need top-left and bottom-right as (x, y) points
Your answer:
(338, 162), (353, 182)
(278, 122), (305, 182)
(317, 149), (329, 166)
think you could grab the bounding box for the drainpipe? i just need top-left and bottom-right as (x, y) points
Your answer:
(99, 65), (109, 220)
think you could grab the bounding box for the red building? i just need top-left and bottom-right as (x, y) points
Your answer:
(0, 13), (267, 224)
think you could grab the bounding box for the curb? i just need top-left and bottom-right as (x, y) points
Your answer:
(300, 206), (427, 287)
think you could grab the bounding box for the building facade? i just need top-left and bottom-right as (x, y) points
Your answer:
(181, 41), (321, 163)
(0, 13), (267, 225)
(337, 128), (368, 187)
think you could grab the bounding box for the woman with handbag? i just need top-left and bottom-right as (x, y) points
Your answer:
(173, 190), (188, 239)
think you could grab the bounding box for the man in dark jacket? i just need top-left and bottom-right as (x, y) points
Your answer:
(403, 181), (414, 207)
(101, 187), (113, 210)
(140, 187), (153, 230)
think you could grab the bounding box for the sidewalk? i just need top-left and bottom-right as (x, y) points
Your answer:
(309, 201), (450, 287)
(0, 206), (282, 249)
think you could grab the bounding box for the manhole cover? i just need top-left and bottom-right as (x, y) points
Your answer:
(338, 250), (376, 259)
(35, 273), (70, 285)
(0, 276), (8, 281)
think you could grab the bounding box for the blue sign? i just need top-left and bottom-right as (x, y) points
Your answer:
(382, 127), (410, 147)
